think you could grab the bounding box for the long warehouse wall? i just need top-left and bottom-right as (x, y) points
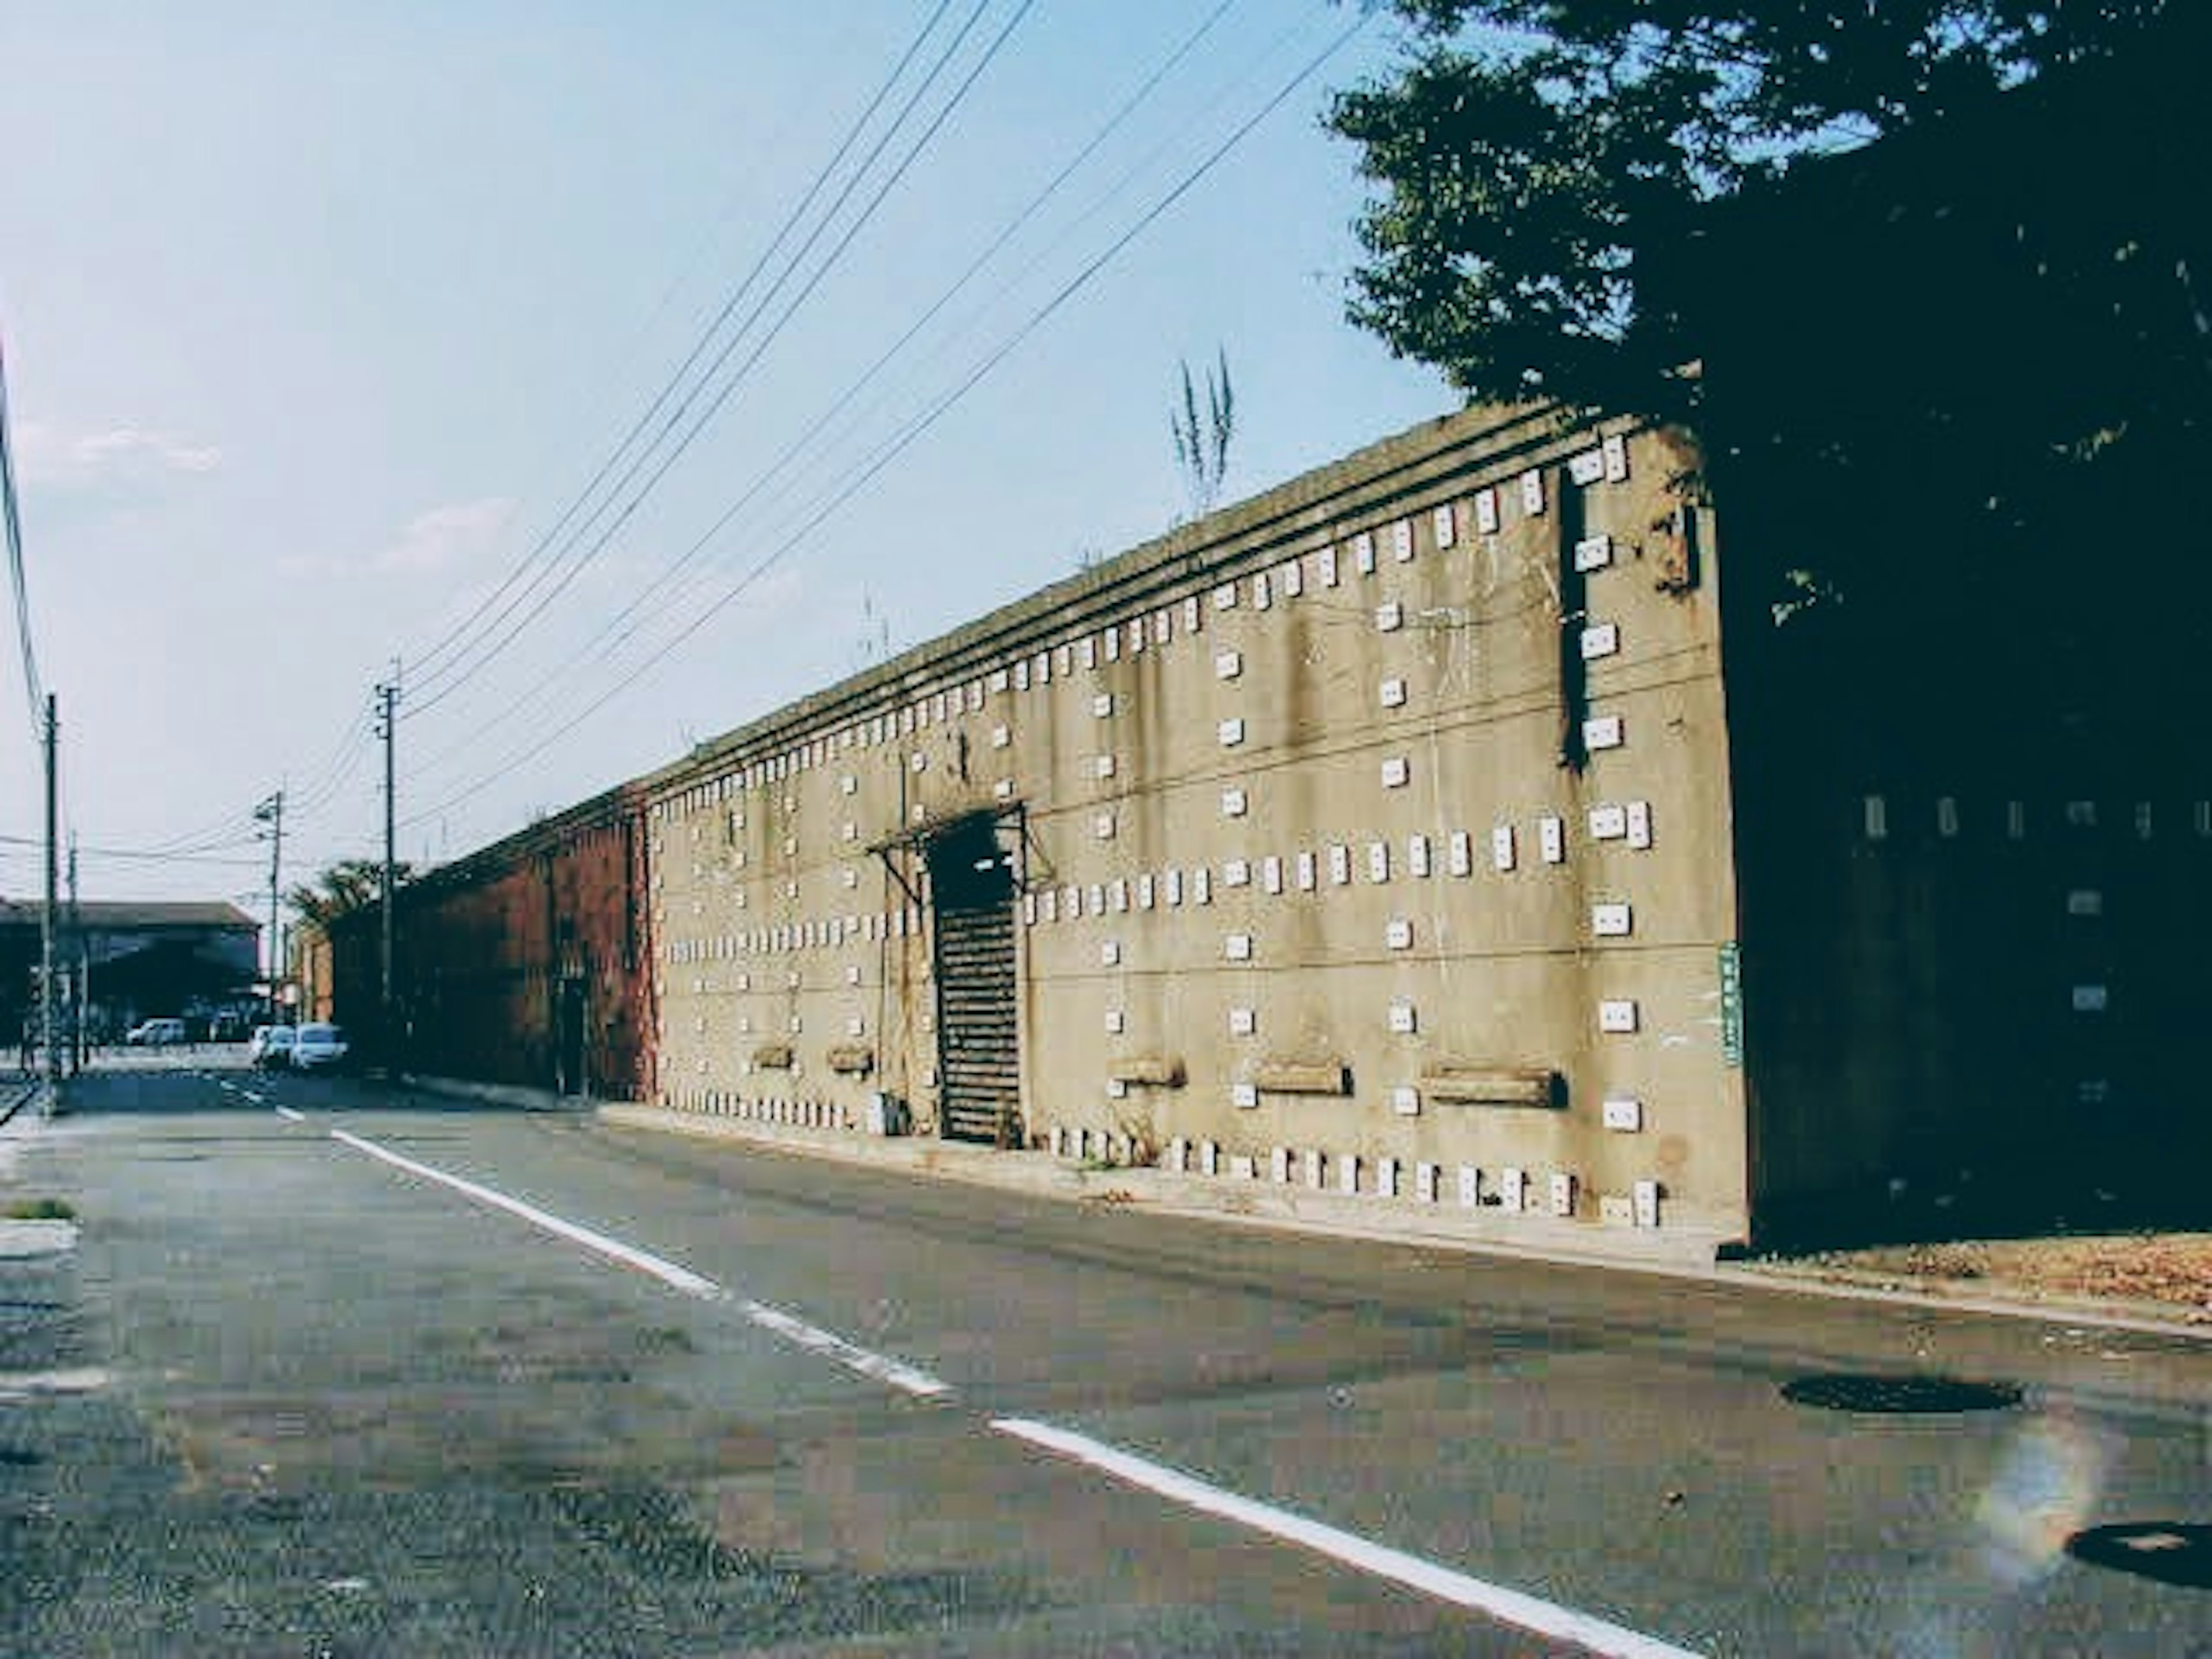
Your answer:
(643, 404), (1750, 1239)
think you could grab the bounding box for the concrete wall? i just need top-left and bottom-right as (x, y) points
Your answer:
(1715, 465), (2212, 1241)
(311, 407), (2212, 1249)
(646, 406), (1751, 1240)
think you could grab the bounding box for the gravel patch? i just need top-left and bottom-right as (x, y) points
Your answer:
(1761, 1231), (2212, 1323)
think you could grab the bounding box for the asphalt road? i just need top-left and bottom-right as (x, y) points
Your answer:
(3, 1060), (2209, 1656)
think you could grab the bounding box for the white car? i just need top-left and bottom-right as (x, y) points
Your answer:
(251, 1026), (297, 1069)
(127, 1017), (187, 1047)
(290, 1022), (350, 1072)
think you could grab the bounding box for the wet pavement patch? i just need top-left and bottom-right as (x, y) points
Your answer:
(1780, 1372), (2024, 1414)
(2065, 1522), (2212, 1589)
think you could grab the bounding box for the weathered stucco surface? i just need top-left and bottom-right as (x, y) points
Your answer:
(646, 406), (1751, 1240)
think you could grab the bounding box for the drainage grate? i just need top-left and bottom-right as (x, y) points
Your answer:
(1781, 1372), (2023, 1414)
(2065, 1523), (2212, 1589)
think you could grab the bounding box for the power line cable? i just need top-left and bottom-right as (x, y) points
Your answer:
(283, 702), (380, 821)
(403, 0), (978, 700)
(392, 18), (881, 685)
(402, 13), (1369, 829)
(407, 0), (1246, 779)
(408, 0), (1032, 720)
(152, 689), (376, 877)
(407, 5), (1332, 787)
(0, 326), (43, 739)
(0, 832), (267, 870)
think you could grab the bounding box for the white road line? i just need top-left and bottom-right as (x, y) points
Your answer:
(325, 1128), (950, 1396)
(992, 1418), (1707, 1659)
(318, 1130), (1689, 1645)
(273, 1105), (302, 1122)
(329, 1128), (724, 1298)
(740, 1299), (949, 1397)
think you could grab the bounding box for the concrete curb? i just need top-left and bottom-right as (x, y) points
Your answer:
(200, 1072), (2212, 1344)
(393, 1073), (592, 1113)
(0, 1081), (41, 1127)
(593, 1103), (1737, 1272)
(1716, 1259), (2212, 1342)
(591, 1104), (2212, 1343)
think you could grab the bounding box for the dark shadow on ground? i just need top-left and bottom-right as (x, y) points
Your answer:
(1744, 1149), (2212, 1257)
(2065, 1524), (2212, 1590)
(46, 1065), (586, 1121)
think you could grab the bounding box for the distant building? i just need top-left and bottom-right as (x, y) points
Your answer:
(0, 899), (260, 1040)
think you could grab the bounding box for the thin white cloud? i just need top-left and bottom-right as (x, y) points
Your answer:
(14, 420), (224, 487)
(374, 497), (519, 573)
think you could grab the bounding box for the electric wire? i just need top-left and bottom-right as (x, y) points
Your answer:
(408, 0), (1246, 779)
(395, 18), (878, 692)
(0, 833), (269, 871)
(130, 700), (373, 865)
(407, 0), (1035, 721)
(400, 12), (1370, 830)
(283, 703), (379, 822)
(408, 8), (1343, 800)
(0, 327), (43, 738)
(406, 11), (1346, 812)
(402, 0), (964, 691)
(404, 0), (1000, 709)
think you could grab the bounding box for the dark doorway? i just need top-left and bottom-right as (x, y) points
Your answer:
(556, 978), (586, 1096)
(923, 815), (1020, 1146)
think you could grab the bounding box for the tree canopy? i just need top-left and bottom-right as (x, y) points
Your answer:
(1330, 2), (2212, 777)
(1327, 2), (2182, 426)
(287, 858), (412, 931)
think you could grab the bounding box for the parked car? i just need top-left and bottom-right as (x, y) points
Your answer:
(251, 1026), (296, 1069)
(127, 1017), (187, 1047)
(290, 1023), (350, 1073)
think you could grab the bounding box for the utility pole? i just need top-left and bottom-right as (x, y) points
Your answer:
(254, 790), (283, 1027)
(374, 675), (399, 1054)
(66, 831), (82, 1074)
(40, 694), (57, 1109)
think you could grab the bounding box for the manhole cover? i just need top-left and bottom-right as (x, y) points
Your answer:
(1781, 1372), (2022, 1414)
(2066, 1523), (2212, 1589)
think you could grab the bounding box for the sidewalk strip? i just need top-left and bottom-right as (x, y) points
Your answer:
(325, 1128), (949, 1396)
(992, 1418), (1706, 1659)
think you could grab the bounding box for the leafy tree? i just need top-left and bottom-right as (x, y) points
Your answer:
(287, 858), (412, 931)
(1327, 2), (2179, 425)
(1329, 2), (2212, 801)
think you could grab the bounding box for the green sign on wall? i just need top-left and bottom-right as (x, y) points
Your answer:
(1718, 942), (1744, 1069)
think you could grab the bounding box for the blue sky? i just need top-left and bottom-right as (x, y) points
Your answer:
(0, 2), (1452, 915)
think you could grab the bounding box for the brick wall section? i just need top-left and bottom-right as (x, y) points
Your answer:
(329, 791), (652, 1099)
(295, 925), (334, 1022)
